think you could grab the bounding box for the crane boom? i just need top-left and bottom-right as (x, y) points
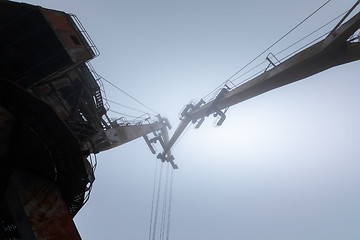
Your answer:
(90, 116), (170, 152)
(158, 6), (360, 164)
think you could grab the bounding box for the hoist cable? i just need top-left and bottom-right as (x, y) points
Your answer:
(101, 76), (159, 115)
(203, 0), (331, 100)
(166, 169), (174, 240)
(148, 160), (159, 240)
(149, 162), (175, 240)
(152, 163), (164, 240)
(160, 164), (170, 240)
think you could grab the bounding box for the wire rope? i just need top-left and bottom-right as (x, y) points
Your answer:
(149, 162), (175, 240)
(106, 99), (154, 116)
(148, 160), (159, 240)
(231, 31), (331, 88)
(202, 0), (331, 100)
(160, 164), (170, 240)
(274, 11), (346, 58)
(101, 76), (159, 115)
(152, 163), (164, 240)
(107, 109), (142, 119)
(279, 30), (330, 62)
(166, 168), (174, 240)
(230, 10), (347, 87)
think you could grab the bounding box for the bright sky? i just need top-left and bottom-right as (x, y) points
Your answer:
(19, 0), (360, 239)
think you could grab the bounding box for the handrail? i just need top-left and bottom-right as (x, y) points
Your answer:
(70, 13), (100, 57)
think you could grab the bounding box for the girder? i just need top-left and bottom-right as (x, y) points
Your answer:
(159, 8), (360, 163)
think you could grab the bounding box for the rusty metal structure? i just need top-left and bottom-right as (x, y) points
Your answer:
(0, 0), (359, 239)
(0, 1), (171, 239)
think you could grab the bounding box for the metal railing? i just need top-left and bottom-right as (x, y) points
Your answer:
(70, 13), (100, 57)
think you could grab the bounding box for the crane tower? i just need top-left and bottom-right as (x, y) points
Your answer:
(0, 1), (171, 239)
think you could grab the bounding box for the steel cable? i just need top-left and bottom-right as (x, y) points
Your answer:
(203, 0), (331, 101)
(160, 164), (170, 240)
(166, 169), (174, 240)
(106, 99), (153, 116)
(152, 163), (164, 240)
(101, 76), (159, 116)
(228, 11), (346, 88)
(148, 160), (159, 240)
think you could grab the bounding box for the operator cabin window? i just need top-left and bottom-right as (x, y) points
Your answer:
(70, 35), (81, 46)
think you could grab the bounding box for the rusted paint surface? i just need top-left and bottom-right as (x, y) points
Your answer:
(42, 8), (94, 63)
(7, 171), (82, 240)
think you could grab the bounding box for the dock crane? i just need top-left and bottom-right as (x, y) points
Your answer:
(0, 1), (173, 239)
(0, 0), (359, 239)
(158, 1), (360, 166)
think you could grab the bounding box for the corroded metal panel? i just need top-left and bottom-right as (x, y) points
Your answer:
(6, 171), (82, 240)
(42, 9), (95, 63)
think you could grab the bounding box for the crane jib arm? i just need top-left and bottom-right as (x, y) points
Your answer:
(190, 11), (360, 121)
(158, 9), (360, 163)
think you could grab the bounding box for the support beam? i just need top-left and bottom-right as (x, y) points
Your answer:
(92, 117), (170, 153)
(159, 8), (360, 160)
(189, 11), (360, 121)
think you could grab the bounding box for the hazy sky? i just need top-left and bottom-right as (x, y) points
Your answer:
(19, 0), (360, 239)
